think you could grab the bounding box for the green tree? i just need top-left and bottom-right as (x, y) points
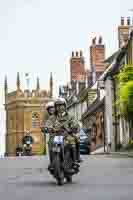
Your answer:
(117, 64), (133, 119)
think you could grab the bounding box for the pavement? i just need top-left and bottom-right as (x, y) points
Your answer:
(0, 155), (133, 199)
(91, 146), (106, 155)
(109, 151), (133, 158)
(91, 146), (133, 158)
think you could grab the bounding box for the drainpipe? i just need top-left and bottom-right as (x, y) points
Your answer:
(112, 77), (118, 151)
(103, 106), (106, 153)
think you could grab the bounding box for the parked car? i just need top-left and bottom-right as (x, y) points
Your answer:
(80, 128), (90, 154)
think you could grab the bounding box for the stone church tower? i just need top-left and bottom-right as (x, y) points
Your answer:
(4, 72), (53, 156)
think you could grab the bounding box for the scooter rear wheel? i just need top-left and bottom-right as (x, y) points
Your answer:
(66, 176), (72, 183)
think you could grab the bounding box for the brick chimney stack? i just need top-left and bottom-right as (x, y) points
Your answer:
(70, 50), (85, 82)
(90, 36), (105, 83)
(118, 17), (133, 48)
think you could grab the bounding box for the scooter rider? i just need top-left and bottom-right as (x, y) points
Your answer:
(16, 145), (23, 156)
(53, 97), (80, 170)
(22, 130), (34, 148)
(40, 101), (56, 170)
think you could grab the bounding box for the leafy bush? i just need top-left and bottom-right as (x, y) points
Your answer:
(117, 65), (133, 118)
(129, 139), (133, 145)
(119, 140), (133, 151)
(124, 143), (133, 151)
(116, 143), (122, 150)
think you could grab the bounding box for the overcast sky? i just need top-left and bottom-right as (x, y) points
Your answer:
(0, 0), (133, 154)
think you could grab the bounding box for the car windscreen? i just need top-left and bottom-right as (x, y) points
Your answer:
(80, 129), (87, 137)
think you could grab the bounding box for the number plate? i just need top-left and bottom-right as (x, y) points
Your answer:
(26, 141), (31, 144)
(52, 147), (60, 152)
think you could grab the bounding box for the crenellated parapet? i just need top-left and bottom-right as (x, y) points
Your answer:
(4, 72), (53, 106)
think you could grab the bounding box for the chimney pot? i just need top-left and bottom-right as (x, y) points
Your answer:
(72, 51), (74, 57)
(99, 36), (102, 44)
(127, 17), (130, 26)
(92, 37), (96, 45)
(121, 17), (124, 25)
(76, 51), (78, 57)
(80, 50), (83, 57)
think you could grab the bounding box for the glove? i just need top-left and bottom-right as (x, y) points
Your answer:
(64, 127), (72, 134)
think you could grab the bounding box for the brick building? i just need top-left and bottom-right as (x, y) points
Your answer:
(89, 36), (106, 84)
(70, 50), (85, 82)
(118, 17), (133, 48)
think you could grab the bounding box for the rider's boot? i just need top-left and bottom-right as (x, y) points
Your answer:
(71, 146), (80, 169)
(76, 143), (81, 163)
(48, 163), (54, 172)
(65, 146), (77, 175)
(48, 151), (54, 171)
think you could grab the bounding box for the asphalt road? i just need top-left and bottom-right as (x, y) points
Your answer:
(0, 155), (133, 200)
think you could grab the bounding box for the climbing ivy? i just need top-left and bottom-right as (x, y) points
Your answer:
(117, 64), (133, 118)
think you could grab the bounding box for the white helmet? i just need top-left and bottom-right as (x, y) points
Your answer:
(54, 97), (67, 107)
(46, 101), (54, 110)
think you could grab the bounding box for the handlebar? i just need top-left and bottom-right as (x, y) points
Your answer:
(42, 126), (72, 134)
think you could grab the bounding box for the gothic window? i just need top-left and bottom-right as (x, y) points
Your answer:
(9, 116), (14, 129)
(10, 118), (13, 129)
(32, 112), (40, 128)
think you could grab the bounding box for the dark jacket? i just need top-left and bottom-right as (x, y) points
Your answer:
(22, 135), (34, 145)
